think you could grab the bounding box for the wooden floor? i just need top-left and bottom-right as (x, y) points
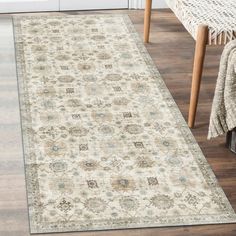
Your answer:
(0, 9), (236, 236)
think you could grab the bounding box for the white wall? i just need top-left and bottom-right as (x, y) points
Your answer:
(0, 0), (167, 13)
(0, 0), (60, 13)
(129, 0), (168, 9)
(152, 0), (168, 8)
(61, 0), (128, 11)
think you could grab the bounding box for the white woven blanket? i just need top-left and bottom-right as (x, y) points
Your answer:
(166, 0), (236, 45)
(208, 40), (236, 139)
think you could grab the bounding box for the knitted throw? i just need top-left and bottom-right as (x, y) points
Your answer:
(208, 40), (236, 139)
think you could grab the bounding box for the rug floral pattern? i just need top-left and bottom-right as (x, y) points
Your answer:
(13, 14), (236, 233)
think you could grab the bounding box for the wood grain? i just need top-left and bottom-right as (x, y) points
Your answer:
(188, 25), (208, 128)
(144, 0), (152, 43)
(0, 9), (235, 236)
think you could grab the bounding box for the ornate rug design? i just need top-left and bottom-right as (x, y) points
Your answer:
(13, 14), (236, 233)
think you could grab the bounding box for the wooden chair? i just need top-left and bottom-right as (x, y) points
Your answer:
(144, 0), (236, 128)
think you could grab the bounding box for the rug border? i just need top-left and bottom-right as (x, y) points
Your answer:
(12, 13), (236, 234)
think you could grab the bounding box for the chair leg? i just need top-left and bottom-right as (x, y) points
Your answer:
(188, 25), (208, 128)
(144, 0), (152, 43)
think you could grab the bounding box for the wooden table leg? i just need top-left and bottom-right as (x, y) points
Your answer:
(188, 25), (208, 128)
(144, 0), (152, 43)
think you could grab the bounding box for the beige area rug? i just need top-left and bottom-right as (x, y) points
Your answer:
(13, 14), (236, 233)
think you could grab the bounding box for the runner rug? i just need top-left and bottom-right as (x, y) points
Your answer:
(13, 14), (236, 233)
